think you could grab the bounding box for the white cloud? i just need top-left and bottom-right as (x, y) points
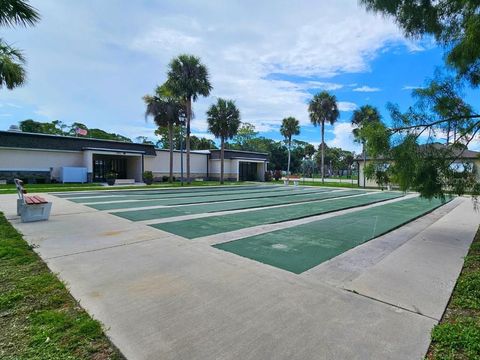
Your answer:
(337, 101), (358, 112)
(303, 81), (344, 91)
(0, 0), (416, 141)
(353, 85), (381, 92)
(327, 122), (361, 153)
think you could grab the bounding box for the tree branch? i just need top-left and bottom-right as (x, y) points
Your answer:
(390, 114), (480, 133)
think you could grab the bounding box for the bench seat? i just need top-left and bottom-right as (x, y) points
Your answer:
(24, 195), (48, 205)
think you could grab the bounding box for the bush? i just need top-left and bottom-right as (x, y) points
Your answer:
(162, 175), (169, 182)
(106, 171), (117, 180)
(143, 171), (153, 185)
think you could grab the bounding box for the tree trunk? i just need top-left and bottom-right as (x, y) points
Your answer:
(168, 122), (174, 183)
(321, 120), (325, 183)
(220, 137), (225, 185)
(186, 97), (192, 184)
(287, 138), (291, 183)
(446, 121), (451, 145)
(362, 141), (366, 188)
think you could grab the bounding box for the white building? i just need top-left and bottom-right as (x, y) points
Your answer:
(0, 130), (268, 183)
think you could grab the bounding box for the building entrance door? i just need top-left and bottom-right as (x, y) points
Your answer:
(93, 155), (127, 182)
(239, 162), (258, 181)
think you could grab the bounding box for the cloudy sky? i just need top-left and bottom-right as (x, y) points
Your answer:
(0, 0), (477, 152)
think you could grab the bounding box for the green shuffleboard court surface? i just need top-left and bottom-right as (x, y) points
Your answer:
(54, 185), (270, 198)
(87, 187), (331, 211)
(114, 189), (368, 221)
(213, 196), (449, 274)
(69, 186), (292, 203)
(152, 191), (403, 238)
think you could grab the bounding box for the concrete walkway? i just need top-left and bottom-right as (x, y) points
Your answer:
(1, 193), (478, 360)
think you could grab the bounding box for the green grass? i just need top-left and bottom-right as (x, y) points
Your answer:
(0, 180), (249, 194)
(0, 213), (124, 359)
(296, 180), (359, 188)
(427, 227), (480, 360)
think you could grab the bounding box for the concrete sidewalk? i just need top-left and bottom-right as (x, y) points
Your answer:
(1, 193), (478, 360)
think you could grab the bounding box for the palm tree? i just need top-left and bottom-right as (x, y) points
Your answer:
(166, 54), (212, 184)
(351, 105), (381, 187)
(308, 91), (339, 183)
(0, 0), (40, 91)
(280, 116), (300, 183)
(0, 42), (25, 89)
(144, 84), (185, 183)
(207, 98), (241, 184)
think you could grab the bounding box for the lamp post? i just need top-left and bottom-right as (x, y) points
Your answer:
(179, 118), (185, 187)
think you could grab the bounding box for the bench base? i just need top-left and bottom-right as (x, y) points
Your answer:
(20, 202), (52, 223)
(283, 179), (300, 186)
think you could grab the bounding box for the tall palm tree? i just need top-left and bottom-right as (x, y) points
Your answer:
(144, 84), (185, 183)
(308, 91), (339, 183)
(0, 0), (40, 91)
(280, 116), (300, 183)
(351, 105), (381, 187)
(166, 54), (212, 184)
(207, 98), (241, 184)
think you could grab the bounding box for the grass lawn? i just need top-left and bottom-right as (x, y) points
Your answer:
(0, 180), (249, 194)
(0, 213), (124, 359)
(427, 226), (480, 359)
(297, 180), (358, 188)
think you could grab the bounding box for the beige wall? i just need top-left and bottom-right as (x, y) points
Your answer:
(0, 148), (84, 179)
(209, 159), (237, 180)
(126, 156), (143, 182)
(144, 151), (209, 178)
(357, 161), (379, 188)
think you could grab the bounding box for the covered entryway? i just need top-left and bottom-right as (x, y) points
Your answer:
(93, 155), (128, 182)
(239, 162), (257, 181)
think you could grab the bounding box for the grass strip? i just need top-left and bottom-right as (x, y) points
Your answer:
(0, 213), (123, 359)
(152, 191), (402, 239)
(426, 226), (480, 360)
(213, 196), (447, 274)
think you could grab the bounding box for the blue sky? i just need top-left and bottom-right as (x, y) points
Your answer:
(0, 0), (478, 152)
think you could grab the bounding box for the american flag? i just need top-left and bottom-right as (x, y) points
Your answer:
(75, 127), (88, 136)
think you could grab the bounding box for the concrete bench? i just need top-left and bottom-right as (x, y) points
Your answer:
(114, 178), (135, 185)
(284, 177), (300, 186)
(14, 178), (52, 222)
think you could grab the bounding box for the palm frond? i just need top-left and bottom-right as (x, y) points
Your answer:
(0, 0), (40, 27)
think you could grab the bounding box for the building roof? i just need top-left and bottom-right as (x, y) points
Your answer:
(0, 130), (157, 156)
(357, 142), (480, 162)
(209, 149), (268, 160)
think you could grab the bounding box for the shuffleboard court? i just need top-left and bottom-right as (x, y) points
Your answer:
(113, 189), (368, 221)
(213, 196), (448, 274)
(87, 187), (332, 210)
(152, 191), (403, 239)
(69, 185), (293, 203)
(54, 185), (270, 198)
